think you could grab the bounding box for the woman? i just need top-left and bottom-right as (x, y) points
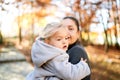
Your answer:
(62, 16), (91, 80)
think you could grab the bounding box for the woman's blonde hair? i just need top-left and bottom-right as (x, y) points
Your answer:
(40, 22), (64, 39)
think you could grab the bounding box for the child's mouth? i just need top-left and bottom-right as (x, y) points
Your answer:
(63, 45), (68, 49)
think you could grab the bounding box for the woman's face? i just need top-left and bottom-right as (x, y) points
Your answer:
(62, 19), (79, 45)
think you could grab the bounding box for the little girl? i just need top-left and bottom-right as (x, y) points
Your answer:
(26, 22), (90, 80)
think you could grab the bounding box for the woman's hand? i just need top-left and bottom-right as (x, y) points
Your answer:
(80, 58), (87, 62)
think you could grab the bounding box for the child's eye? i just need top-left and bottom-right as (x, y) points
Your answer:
(57, 38), (61, 41)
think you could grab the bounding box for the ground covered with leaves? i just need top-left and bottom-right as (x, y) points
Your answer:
(86, 45), (120, 80)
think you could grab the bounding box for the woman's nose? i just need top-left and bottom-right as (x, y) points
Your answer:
(67, 32), (71, 38)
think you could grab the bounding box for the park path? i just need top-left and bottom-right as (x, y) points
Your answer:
(0, 46), (33, 80)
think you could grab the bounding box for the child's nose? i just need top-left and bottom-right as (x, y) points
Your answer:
(63, 39), (68, 44)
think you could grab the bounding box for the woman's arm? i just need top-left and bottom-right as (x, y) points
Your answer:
(68, 46), (91, 80)
(68, 46), (89, 64)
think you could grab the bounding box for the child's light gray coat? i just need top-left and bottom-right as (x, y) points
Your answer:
(26, 38), (90, 80)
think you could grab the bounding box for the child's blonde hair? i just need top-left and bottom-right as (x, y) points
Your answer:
(40, 22), (64, 39)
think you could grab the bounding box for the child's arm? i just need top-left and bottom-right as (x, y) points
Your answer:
(46, 54), (90, 80)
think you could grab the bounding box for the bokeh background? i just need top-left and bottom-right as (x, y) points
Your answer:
(0, 0), (120, 80)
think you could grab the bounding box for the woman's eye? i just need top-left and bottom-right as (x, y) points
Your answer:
(68, 26), (74, 31)
(69, 28), (74, 31)
(65, 37), (69, 40)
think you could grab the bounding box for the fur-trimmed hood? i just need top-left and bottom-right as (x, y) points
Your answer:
(31, 38), (65, 67)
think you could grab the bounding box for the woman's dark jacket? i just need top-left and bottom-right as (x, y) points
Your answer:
(67, 41), (91, 80)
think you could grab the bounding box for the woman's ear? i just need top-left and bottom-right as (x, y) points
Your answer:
(44, 38), (49, 44)
(77, 30), (80, 38)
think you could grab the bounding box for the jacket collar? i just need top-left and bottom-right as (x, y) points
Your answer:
(68, 40), (80, 50)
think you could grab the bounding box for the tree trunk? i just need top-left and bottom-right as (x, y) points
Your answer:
(0, 30), (3, 44)
(18, 26), (22, 43)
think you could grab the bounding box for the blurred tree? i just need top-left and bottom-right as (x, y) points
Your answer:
(0, 0), (6, 44)
(100, 13), (109, 52)
(36, 0), (51, 6)
(1, 0), (120, 50)
(70, 0), (120, 51)
(0, 22), (3, 44)
(106, 0), (120, 49)
(1, 0), (52, 44)
(72, 0), (102, 45)
(111, 0), (120, 49)
(14, 0), (56, 44)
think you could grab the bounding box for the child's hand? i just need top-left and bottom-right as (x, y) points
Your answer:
(80, 58), (87, 62)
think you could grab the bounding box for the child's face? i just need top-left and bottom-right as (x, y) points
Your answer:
(45, 27), (69, 51)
